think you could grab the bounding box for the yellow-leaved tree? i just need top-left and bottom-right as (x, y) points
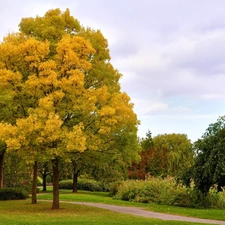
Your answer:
(0, 9), (140, 209)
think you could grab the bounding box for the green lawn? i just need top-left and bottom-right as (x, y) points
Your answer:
(0, 199), (214, 225)
(36, 189), (225, 221)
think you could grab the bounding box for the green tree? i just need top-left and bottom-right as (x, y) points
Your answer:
(193, 116), (225, 195)
(0, 8), (139, 209)
(140, 130), (154, 150)
(153, 133), (194, 177)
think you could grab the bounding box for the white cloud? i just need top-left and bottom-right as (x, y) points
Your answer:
(200, 94), (225, 100)
(171, 106), (191, 113)
(146, 102), (169, 115)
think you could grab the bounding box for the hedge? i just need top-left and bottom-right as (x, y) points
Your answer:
(59, 179), (109, 192)
(0, 188), (28, 200)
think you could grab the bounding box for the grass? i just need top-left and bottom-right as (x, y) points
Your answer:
(37, 189), (225, 221)
(0, 187), (223, 224)
(0, 199), (214, 225)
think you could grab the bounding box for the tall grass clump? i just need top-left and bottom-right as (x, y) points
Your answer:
(110, 178), (225, 209)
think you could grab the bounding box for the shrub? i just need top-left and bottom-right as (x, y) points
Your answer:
(59, 179), (73, 189)
(20, 182), (32, 193)
(111, 178), (225, 209)
(78, 179), (102, 192)
(0, 188), (28, 200)
(59, 179), (109, 192)
(112, 178), (178, 204)
(109, 181), (124, 196)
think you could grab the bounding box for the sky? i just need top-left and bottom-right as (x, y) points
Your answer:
(1, 0), (225, 142)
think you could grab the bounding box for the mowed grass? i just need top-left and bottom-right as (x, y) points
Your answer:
(37, 189), (225, 221)
(0, 199), (214, 225)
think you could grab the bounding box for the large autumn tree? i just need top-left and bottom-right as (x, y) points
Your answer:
(0, 9), (139, 209)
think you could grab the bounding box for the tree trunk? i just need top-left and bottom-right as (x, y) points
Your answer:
(73, 168), (78, 193)
(42, 172), (47, 192)
(52, 158), (60, 209)
(0, 152), (4, 188)
(72, 160), (79, 193)
(31, 161), (38, 204)
(73, 172), (78, 193)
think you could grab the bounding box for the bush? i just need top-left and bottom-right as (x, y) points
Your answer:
(109, 181), (124, 196)
(59, 179), (109, 192)
(78, 179), (102, 192)
(110, 178), (225, 209)
(111, 178), (177, 204)
(59, 179), (73, 189)
(0, 188), (28, 200)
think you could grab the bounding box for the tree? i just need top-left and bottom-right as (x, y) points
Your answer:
(140, 130), (154, 150)
(0, 9), (139, 209)
(153, 133), (194, 177)
(192, 116), (225, 195)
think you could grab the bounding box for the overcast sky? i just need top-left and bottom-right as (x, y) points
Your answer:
(1, 0), (225, 142)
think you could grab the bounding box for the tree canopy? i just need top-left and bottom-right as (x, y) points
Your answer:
(153, 133), (194, 177)
(192, 116), (225, 195)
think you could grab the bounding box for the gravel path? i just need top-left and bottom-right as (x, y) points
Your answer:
(61, 201), (225, 225)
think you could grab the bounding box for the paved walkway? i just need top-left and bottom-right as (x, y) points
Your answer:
(60, 201), (225, 225)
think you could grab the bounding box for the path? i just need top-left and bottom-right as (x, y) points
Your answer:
(58, 201), (225, 225)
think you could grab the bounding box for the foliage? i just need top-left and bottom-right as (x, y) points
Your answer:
(0, 187), (28, 200)
(3, 151), (31, 188)
(59, 179), (73, 189)
(85, 150), (132, 183)
(111, 178), (225, 209)
(78, 179), (109, 192)
(19, 8), (81, 49)
(109, 180), (126, 196)
(128, 146), (157, 179)
(152, 133), (194, 177)
(140, 130), (154, 150)
(59, 179), (109, 192)
(111, 178), (180, 205)
(192, 116), (225, 195)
